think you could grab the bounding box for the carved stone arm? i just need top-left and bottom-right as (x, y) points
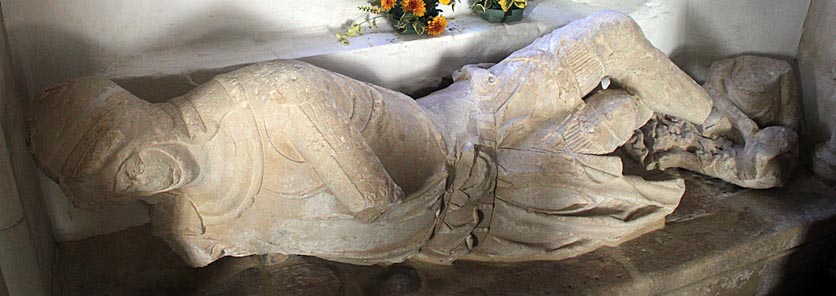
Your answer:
(221, 61), (414, 222)
(285, 100), (403, 221)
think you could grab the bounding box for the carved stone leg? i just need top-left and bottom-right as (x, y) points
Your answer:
(470, 149), (684, 261)
(418, 12), (709, 263)
(494, 10), (712, 124)
(470, 90), (684, 261)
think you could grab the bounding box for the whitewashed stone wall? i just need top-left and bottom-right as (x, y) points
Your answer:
(798, 0), (836, 147)
(0, 8), (49, 295)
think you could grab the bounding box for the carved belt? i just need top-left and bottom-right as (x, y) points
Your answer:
(421, 141), (497, 262)
(421, 64), (501, 262)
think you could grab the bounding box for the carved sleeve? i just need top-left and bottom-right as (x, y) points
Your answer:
(216, 61), (405, 222)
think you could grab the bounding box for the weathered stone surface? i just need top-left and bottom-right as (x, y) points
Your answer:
(52, 174), (836, 295)
(268, 261), (342, 295)
(28, 11), (714, 268)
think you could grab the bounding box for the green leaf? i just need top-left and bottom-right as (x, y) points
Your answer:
(336, 33), (349, 46)
(471, 0), (490, 12)
(400, 12), (418, 23)
(396, 20), (408, 31)
(346, 23), (363, 37)
(413, 22), (425, 35)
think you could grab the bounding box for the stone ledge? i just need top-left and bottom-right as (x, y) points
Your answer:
(53, 171), (836, 295)
(109, 7), (568, 101)
(107, 0), (679, 101)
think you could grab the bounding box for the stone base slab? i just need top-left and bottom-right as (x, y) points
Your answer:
(54, 171), (836, 295)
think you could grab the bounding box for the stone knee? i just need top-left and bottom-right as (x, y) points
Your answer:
(581, 11), (712, 123)
(528, 11), (711, 123)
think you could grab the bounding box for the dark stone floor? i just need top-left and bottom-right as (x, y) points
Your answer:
(54, 170), (836, 295)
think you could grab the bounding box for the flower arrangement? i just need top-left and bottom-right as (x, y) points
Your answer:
(337, 0), (456, 45)
(471, 0), (527, 13)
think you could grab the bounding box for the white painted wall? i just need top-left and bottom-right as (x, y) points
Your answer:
(0, 0), (813, 240)
(0, 7), (51, 293)
(680, 0), (811, 81)
(798, 0), (836, 148)
(2, 0), (690, 98)
(0, 133), (47, 295)
(1, 0), (377, 98)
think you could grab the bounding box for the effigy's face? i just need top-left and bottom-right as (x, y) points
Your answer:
(43, 117), (133, 204)
(56, 117), (192, 204)
(113, 147), (191, 197)
(29, 78), (198, 205)
(56, 117), (203, 206)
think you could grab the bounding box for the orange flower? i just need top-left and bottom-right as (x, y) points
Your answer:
(427, 15), (447, 36)
(402, 0), (426, 17)
(381, 0), (395, 11)
(439, 0), (451, 4)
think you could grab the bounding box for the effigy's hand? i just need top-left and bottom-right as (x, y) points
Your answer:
(535, 90), (653, 155)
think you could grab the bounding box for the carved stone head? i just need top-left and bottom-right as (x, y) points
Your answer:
(28, 78), (199, 207)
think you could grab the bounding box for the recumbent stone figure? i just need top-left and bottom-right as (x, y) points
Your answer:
(29, 11), (715, 267)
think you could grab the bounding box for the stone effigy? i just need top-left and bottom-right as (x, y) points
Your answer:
(28, 11), (713, 267)
(624, 56), (800, 189)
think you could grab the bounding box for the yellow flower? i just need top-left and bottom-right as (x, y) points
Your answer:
(402, 0), (426, 17)
(427, 15), (447, 36)
(499, 0), (512, 12)
(440, 0), (451, 4)
(381, 0), (395, 11)
(498, 0), (526, 12)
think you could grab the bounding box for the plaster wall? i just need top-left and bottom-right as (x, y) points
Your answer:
(0, 0), (813, 240)
(0, 127), (42, 296)
(1, 0), (689, 99)
(797, 0), (836, 147)
(678, 0), (810, 81)
(0, 7), (51, 294)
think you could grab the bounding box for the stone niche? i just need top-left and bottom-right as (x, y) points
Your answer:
(3, 0), (836, 295)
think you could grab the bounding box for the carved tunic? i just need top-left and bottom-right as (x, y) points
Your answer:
(147, 62), (448, 266)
